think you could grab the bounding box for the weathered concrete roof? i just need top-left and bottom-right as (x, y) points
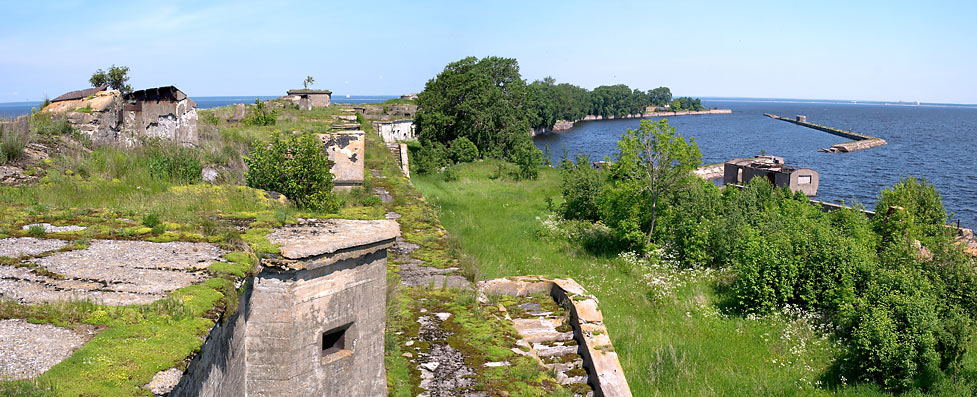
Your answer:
(51, 85), (108, 103)
(126, 86), (190, 103)
(266, 219), (400, 261)
(286, 89), (332, 95)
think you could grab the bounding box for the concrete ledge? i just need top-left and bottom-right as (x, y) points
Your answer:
(266, 219), (400, 260)
(478, 276), (632, 397)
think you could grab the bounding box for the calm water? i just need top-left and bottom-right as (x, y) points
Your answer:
(0, 95), (398, 118)
(534, 100), (977, 229)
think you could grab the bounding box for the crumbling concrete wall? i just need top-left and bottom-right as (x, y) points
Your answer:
(169, 282), (250, 396)
(318, 131), (365, 189)
(373, 119), (416, 142)
(123, 98), (198, 147)
(168, 219), (398, 396)
(41, 90), (124, 145)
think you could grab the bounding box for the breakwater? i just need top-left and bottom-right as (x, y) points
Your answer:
(531, 109), (732, 136)
(764, 113), (887, 152)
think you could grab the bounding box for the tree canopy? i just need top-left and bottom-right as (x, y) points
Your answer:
(415, 56), (535, 159)
(90, 65), (132, 96)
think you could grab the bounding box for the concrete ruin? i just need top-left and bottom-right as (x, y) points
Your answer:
(40, 85), (198, 147)
(123, 86), (199, 147)
(41, 85), (124, 145)
(317, 131), (365, 189)
(171, 219), (399, 396)
(285, 90), (332, 110)
(373, 119), (416, 142)
(479, 276), (632, 397)
(723, 155), (819, 196)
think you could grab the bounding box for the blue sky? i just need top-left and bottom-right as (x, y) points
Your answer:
(1, 0), (975, 104)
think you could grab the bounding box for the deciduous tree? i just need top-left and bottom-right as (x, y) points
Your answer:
(90, 65), (132, 96)
(611, 119), (701, 245)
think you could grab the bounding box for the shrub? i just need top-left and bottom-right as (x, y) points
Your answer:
(27, 224), (45, 237)
(142, 212), (161, 228)
(873, 176), (948, 242)
(411, 142), (448, 175)
(512, 140), (543, 180)
(559, 153), (604, 222)
(243, 98), (277, 126)
(244, 132), (338, 211)
(448, 137), (479, 163)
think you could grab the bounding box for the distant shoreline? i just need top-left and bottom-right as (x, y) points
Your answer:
(531, 109), (732, 137)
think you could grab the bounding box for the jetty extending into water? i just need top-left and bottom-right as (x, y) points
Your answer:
(764, 113), (887, 152)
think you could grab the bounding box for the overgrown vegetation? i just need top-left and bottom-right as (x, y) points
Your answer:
(415, 157), (977, 395)
(244, 131), (338, 211)
(547, 119), (977, 392)
(242, 98), (277, 126)
(0, 123), (30, 164)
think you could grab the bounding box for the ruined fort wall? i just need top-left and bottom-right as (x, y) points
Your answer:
(168, 282), (251, 396)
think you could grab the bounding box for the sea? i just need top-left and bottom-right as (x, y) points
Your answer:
(533, 99), (977, 230)
(0, 95), (398, 118)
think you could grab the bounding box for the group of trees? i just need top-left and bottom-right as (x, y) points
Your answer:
(413, 56), (706, 177)
(527, 79), (704, 130)
(557, 122), (977, 392)
(413, 56), (542, 178)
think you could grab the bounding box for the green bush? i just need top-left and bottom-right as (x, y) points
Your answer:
(448, 136), (479, 163)
(242, 98), (277, 126)
(244, 132), (338, 211)
(411, 142), (449, 175)
(512, 140), (543, 180)
(559, 153), (604, 222)
(142, 212), (161, 228)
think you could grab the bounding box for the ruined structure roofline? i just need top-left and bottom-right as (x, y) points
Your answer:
(51, 85), (109, 103)
(126, 86), (189, 103)
(286, 89), (333, 95)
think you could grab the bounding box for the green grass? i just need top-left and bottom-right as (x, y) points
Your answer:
(412, 160), (909, 396)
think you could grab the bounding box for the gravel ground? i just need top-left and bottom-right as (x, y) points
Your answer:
(0, 238), (67, 257)
(0, 319), (90, 379)
(0, 239), (224, 306)
(21, 223), (87, 233)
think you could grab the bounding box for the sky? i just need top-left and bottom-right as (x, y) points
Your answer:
(1, 0), (976, 104)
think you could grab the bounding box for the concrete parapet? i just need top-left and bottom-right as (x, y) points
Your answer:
(479, 276), (632, 397)
(169, 219), (399, 396)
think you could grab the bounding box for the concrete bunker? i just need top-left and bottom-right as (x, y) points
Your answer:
(40, 85), (199, 147)
(285, 89), (333, 110)
(723, 155), (819, 196)
(123, 86), (199, 147)
(169, 219), (399, 396)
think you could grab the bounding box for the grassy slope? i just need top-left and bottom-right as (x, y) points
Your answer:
(414, 160), (898, 396)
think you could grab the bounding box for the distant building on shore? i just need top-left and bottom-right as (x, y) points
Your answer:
(400, 93), (418, 101)
(285, 89), (332, 110)
(723, 155), (819, 196)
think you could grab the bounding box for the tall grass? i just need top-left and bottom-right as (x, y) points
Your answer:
(0, 122), (32, 164)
